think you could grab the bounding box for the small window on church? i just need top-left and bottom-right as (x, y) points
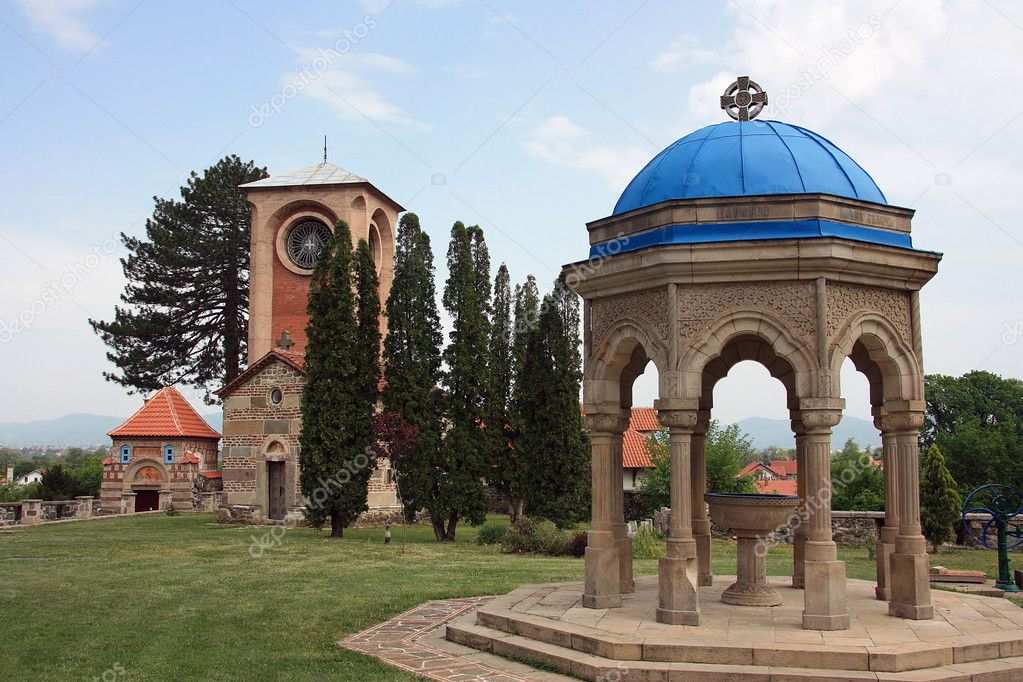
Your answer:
(164, 445), (174, 464)
(269, 388), (283, 405)
(120, 445), (130, 464)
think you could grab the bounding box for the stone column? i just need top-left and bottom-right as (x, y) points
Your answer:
(800, 401), (850, 631)
(692, 411), (712, 587)
(791, 417), (808, 589)
(21, 499), (42, 526)
(75, 496), (94, 520)
(583, 411), (622, 609)
(159, 489), (173, 511)
(612, 409), (634, 594)
(121, 492), (136, 514)
(655, 405), (700, 625)
(874, 412), (900, 601)
(886, 407), (934, 620)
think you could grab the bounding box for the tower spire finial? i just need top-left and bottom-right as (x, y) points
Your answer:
(323, 134), (327, 163)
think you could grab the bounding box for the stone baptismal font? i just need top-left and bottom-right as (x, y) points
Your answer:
(705, 492), (798, 606)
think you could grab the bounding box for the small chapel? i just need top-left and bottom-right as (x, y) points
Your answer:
(217, 161), (403, 524)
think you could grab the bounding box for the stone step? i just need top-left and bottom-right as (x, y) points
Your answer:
(473, 600), (1023, 674)
(447, 615), (1023, 681)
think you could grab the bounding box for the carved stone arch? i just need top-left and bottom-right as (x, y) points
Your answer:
(123, 458), (169, 491)
(829, 311), (923, 403)
(584, 320), (667, 410)
(260, 437), (290, 462)
(679, 311), (818, 402)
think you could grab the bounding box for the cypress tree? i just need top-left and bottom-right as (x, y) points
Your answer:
(437, 222), (492, 541)
(485, 264), (521, 520)
(299, 221), (376, 538)
(920, 443), (962, 553)
(90, 156), (266, 402)
(382, 214), (444, 528)
(515, 279), (590, 527)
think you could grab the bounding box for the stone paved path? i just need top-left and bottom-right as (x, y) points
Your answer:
(340, 597), (571, 681)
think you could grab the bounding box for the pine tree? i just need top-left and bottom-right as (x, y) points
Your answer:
(920, 443), (962, 553)
(436, 222), (492, 541)
(515, 279), (590, 527)
(299, 221), (376, 538)
(485, 264), (520, 520)
(382, 214), (444, 525)
(511, 275), (540, 378)
(90, 156), (266, 402)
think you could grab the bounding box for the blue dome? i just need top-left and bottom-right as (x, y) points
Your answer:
(613, 120), (886, 215)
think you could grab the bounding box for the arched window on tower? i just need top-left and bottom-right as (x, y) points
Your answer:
(368, 222), (383, 273)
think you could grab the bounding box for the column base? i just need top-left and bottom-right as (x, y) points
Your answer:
(615, 529), (635, 594)
(657, 555), (699, 625)
(889, 551), (933, 620)
(792, 533), (807, 589)
(802, 557), (849, 631)
(875, 538), (896, 601)
(583, 534), (621, 610)
(695, 531), (713, 586)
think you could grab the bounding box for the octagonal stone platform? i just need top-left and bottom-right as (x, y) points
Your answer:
(446, 575), (1023, 681)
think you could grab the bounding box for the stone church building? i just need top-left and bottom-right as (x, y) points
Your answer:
(103, 386), (222, 513)
(218, 161), (402, 523)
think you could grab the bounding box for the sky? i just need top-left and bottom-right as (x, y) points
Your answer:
(0, 0), (1020, 429)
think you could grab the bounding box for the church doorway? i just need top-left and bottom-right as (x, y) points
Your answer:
(267, 461), (286, 521)
(135, 489), (159, 512)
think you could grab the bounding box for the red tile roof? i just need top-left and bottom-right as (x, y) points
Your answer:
(629, 407), (660, 433)
(755, 478), (798, 496)
(201, 471), (222, 479)
(180, 453), (201, 465)
(738, 461), (770, 478)
(108, 386), (221, 440)
(769, 459), (798, 476)
(622, 408), (662, 469)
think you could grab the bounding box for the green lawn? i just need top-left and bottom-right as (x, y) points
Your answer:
(0, 514), (1017, 681)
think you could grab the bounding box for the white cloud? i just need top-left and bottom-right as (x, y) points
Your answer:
(524, 116), (649, 189)
(16, 0), (103, 51)
(288, 49), (429, 130)
(649, 34), (716, 72)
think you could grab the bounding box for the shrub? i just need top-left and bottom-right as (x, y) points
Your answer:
(631, 524), (666, 559)
(566, 531), (588, 557)
(475, 521), (509, 545)
(500, 517), (575, 556)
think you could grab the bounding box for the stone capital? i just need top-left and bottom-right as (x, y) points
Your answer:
(878, 410), (925, 433)
(656, 408), (699, 431)
(584, 411), (628, 435)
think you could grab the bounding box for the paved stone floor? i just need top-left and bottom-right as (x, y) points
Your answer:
(498, 576), (1023, 650)
(339, 597), (574, 681)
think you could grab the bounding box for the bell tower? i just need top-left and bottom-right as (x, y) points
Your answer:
(240, 161), (403, 361)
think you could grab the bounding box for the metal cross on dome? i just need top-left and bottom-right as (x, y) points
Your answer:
(720, 76), (768, 121)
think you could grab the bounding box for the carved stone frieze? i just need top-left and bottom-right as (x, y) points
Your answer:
(590, 287), (669, 352)
(678, 281), (816, 341)
(826, 282), (912, 344)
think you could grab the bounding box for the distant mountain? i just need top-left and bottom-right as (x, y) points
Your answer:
(1, 410), (875, 450)
(737, 416), (881, 450)
(0, 411), (223, 448)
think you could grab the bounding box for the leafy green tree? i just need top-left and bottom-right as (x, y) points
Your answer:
(637, 421), (756, 511)
(90, 156), (267, 402)
(435, 222), (492, 540)
(924, 371), (1023, 494)
(516, 278), (590, 527)
(70, 454), (105, 497)
(299, 221), (377, 538)
(920, 443), (962, 553)
(485, 264), (522, 520)
(830, 438), (884, 511)
(381, 214), (445, 528)
(38, 465), (78, 500)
